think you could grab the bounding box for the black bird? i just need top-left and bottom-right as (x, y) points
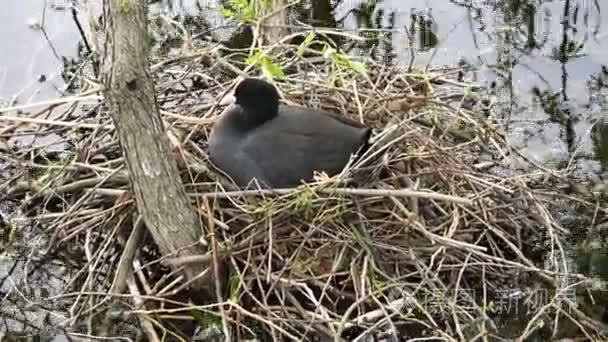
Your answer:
(208, 78), (371, 188)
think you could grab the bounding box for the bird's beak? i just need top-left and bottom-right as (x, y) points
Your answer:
(219, 92), (236, 106)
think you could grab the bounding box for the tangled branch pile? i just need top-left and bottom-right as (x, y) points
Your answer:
(1, 36), (606, 341)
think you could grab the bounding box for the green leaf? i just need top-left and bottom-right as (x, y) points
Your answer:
(220, 0), (257, 22)
(262, 0), (271, 10)
(245, 50), (263, 66)
(332, 52), (347, 62)
(219, 7), (235, 18)
(323, 46), (336, 59)
(349, 61), (367, 75)
(261, 57), (285, 79)
(297, 32), (316, 57)
(191, 309), (221, 328)
(228, 273), (241, 302)
(246, 0), (257, 20)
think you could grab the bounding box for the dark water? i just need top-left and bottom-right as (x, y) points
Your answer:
(1, 0), (607, 338)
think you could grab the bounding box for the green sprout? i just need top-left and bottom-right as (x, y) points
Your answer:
(220, 0), (270, 23)
(245, 49), (285, 80)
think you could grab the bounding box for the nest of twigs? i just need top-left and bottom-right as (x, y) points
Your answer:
(1, 36), (606, 341)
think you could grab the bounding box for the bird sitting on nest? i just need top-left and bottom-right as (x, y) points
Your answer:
(208, 78), (372, 188)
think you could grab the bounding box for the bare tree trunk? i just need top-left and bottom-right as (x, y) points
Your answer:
(263, 0), (289, 43)
(100, 0), (209, 289)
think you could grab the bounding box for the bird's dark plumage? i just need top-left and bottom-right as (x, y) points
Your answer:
(208, 78), (371, 188)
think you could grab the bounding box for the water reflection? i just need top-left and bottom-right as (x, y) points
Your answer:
(409, 9), (439, 52)
(0, 1), (80, 104)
